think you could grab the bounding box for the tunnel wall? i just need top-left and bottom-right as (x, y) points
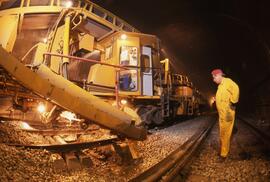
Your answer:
(252, 75), (270, 124)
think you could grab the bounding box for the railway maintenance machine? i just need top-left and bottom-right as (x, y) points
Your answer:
(0, 0), (206, 140)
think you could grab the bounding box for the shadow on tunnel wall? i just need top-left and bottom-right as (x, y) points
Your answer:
(241, 74), (270, 123)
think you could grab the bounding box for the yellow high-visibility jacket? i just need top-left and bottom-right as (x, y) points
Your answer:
(216, 77), (240, 121)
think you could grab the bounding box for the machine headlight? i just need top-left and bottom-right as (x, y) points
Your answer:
(120, 34), (127, 40)
(37, 103), (46, 113)
(120, 99), (127, 105)
(64, 1), (73, 8)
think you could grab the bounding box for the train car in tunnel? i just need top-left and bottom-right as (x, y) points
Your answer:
(0, 0), (208, 139)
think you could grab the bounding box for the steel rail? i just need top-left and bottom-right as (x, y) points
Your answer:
(130, 117), (215, 182)
(22, 128), (101, 136)
(238, 116), (270, 149)
(7, 137), (117, 151)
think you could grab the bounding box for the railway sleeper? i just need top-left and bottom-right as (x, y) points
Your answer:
(50, 151), (93, 172)
(112, 140), (140, 164)
(63, 152), (82, 171)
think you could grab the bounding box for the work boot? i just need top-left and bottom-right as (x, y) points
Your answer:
(217, 156), (227, 163)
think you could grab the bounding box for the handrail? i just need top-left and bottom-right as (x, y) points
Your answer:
(43, 52), (129, 70)
(43, 52), (127, 109)
(43, 52), (163, 107)
(0, 0), (139, 32)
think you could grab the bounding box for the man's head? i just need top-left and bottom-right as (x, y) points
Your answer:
(211, 69), (224, 84)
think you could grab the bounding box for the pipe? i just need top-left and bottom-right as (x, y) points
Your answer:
(21, 43), (39, 63)
(62, 14), (71, 79)
(115, 70), (120, 108)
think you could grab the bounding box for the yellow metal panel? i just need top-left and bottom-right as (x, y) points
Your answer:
(79, 33), (94, 51)
(87, 64), (116, 87)
(33, 42), (47, 65)
(62, 14), (70, 64)
(0, 47), (147, 140)
(132, 96), (160, 99)
(49, 24), (65, 73)
(0, 7), (122, 32)
(0, 15), (18, 52)
(0, 6), (63, 16)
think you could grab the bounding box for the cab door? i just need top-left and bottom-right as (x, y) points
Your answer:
(141, 46), (153, 96)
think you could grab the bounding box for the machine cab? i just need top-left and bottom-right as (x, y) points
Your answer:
(87, 31), (160, 97)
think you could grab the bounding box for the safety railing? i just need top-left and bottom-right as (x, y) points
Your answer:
(43, 52), (130, 108)
(43, 52), (165, 106)
(0, 0), (138, 33)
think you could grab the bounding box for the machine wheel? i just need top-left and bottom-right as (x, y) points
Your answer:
(140, 106), (157, 125)
(152, 108), (163, 125)
(135, 105), (151, 116)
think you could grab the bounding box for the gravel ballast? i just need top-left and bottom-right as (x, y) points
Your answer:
(0, 116), (211, 181)
(185, 118), (270, 182)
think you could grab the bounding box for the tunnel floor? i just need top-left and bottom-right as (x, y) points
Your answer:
(184, 118), (270, 182)
(0, 115), (269, 181)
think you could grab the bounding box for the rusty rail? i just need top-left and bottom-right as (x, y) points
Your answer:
(238, 116), (270, 149)
(130, 117), (215, 182)
(8, 137), (117, 151)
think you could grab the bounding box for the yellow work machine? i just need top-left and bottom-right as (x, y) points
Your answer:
(0, 0), (205, 140)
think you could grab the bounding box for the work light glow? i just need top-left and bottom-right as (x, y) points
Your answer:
(37, 103), (46, 113)
(120, 34), (127, 40)
(65, 1), (73, 8)
(120, 99), (127, 105)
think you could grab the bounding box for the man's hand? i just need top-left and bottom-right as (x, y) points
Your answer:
(226, 111), (234, 121)
(230, 102), (237, 110)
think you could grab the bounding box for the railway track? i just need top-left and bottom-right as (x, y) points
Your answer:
(182, 115), (270, 182)
(4, 130), (132, 172)
(238, 116), (270, 149)
(8, 137), (118, 151)
(130, 117), (215, 182)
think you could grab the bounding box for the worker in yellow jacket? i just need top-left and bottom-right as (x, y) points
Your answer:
(211, 69), (239, 160)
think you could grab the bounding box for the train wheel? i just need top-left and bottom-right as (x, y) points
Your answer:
(135, 105), (151, 116)
(152, 108), (163, 125)
(140, 106), (158, 125)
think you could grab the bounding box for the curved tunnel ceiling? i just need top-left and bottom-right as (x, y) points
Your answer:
(93, 0), (270, 101)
